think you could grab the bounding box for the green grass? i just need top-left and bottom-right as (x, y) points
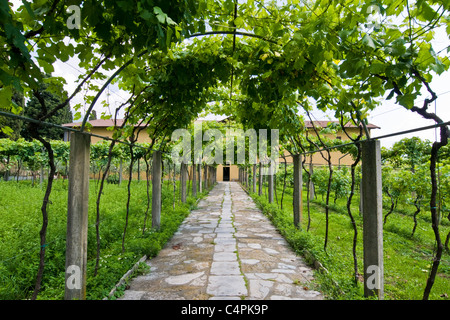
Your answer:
(0, 179), (211, 300)
(249, 183), (450, 300)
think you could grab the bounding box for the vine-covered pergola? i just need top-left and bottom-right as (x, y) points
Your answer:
(1, 0), (449, 300)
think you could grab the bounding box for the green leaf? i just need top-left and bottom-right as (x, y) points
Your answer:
(21, 0), (35, 19)
(370, 61), (386, 74)
(362, 34), (376, 49)
(396, 93), (416, 109)
(234, 16), (245, 28)
(166, 27), (173, 48)
(0, 86), (13, 108)
(154, 6), (167, 24)
(74, 111), (81, 120)
(139, 9), (153, 20)
(1, 126), (14, 136)
(323, 51), (333, 60)
(262, 70), (272, 79)
(418, 2), (437, 21)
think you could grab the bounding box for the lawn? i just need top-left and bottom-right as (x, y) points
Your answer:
(0, 179), (209, 300)
(249, 183), (450, 300)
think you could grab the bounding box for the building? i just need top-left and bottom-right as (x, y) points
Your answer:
(296, 120), (380, 167)
(62, 119), (151, 143)
(62, 119), (379, 181)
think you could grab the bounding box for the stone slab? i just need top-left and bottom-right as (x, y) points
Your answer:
(206, 275), (248, 296)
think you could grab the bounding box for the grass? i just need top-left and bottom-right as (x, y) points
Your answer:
(0, 179), (211, 300)
(248, 183), (450, 300)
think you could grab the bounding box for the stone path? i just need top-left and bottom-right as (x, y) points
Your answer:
(119, 182), (323, 300)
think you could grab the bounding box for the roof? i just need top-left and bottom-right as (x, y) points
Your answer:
(304, 121), (380, 129)
(62, 119), (147, 128)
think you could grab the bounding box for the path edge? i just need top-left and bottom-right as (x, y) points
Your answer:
(104, 197), (205, 300)
(239, 183), (336, 293)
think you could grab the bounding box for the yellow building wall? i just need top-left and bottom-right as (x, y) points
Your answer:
(280, 127), (367, 167)
(87, 127), (152, 144)
(83, 125), (369, 181)
(216, 164), (240, 181)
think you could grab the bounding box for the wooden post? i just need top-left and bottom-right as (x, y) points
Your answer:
(198, 164), (202, 193)
(309, 162), (314, 199)
(192, 163), (197, 197)
(181, 163), (187, 203)
(253, 164), (257, 193)
(361, 140), (384, 299)
(137, 158), (140, 181)
(293, 154), (302, 228)
(152, 151), (162, 230)
(268, 165), (274, 203)
(258, 162), (262, 196)
(65, 132), (90, 300)
(245, 167), (248, 189)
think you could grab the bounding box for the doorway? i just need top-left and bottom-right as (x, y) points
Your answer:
(223, 166), (230, 181)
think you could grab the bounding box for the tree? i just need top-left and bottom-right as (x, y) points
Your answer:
(22, 78), (73, 140)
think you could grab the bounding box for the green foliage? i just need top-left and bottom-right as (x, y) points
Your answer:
(250, 175), (450, 300)
(311, 167), (331, 200)
(0, 178), (208, 300)
(382, 137), (431, 171)
(22, 77), (73, 140)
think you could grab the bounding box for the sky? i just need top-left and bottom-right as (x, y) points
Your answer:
(11, 0), (450, 149)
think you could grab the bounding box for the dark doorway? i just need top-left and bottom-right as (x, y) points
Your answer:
(223, 167), (230, 181)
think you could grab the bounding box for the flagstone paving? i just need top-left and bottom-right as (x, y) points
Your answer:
(119, 182), (323, 300)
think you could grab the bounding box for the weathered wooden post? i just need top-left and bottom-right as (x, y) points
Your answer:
(192, 163), (197, 197)
(253, 164), (257, 193)
(203, 165), (208, 189)
(152, 150), (162, 230)
(268, 163), (274, 203)
(293, 154), (302, 228)
(137, 158), (140, 181)
(309, 162), (314, 199)
(181, 162), (187, 203)
(198, 164), (202, 193)
(65, 132), (90, 300)
(258, 162), (262, 196)
(245, 167), (248, 189)
(361, 139), (384, 299)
